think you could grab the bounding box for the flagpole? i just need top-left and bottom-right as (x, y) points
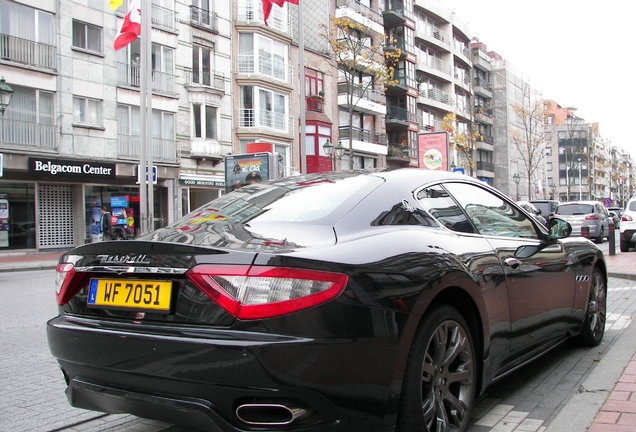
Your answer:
(140, 0), (153, 234)
(298, 1), (306, 174)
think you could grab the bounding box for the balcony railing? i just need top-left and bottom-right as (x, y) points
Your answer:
(237, 109), (294, 134)
(339, 126), (387, 145)
(0, 118), (56, 149)
(387, 105), (417, 123)
(117, 62), (177, 96)
(337, 0), (383, 22)
(306, 96), (324, 113)
(236, 55), (294, 86)
(235, 0), (291, 34)
(424, 88), (451, 104)
(118, 1), (177, 33)
(118, 134), (178, 162)
(0, 33), (57, 71)
(190, 6), (219, 32)
(338, 83), (386, 105)
(477, 161), (495, 172)
(187, 70), (225, 92)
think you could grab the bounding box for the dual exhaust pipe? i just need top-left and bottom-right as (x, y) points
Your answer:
(235, 403), (310, 426)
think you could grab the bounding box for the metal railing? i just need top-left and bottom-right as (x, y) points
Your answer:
(118, 134), (178, 162)
(477, 161), (495, 172)
(474, 77), (492, 90)
(151, 3), (178, 32)
(337, 0), (383, 21)
(0, 118), (56, 149)
(425, 88), (451, 104)
(187, 70), (225, 92)
(339, 126), (387, 145)
(235, 0), (290, 34)
(338, 83), (386, 105)
(190, 6), (219, 32)
(117, 62), (177, 96)
(386, 105), (416, 123)
(237, 109), (294, 134)
(236, 55), (294, 86)
(0, 33), (56, 71)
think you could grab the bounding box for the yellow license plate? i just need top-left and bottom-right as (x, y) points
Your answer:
(88, 279), (172, 312)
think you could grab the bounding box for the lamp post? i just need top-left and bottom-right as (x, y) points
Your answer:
(577, 158), (582, 200)
(513, 172), (520, 200)
(322, 139), (345, 171)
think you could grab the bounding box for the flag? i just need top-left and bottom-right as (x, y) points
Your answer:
(109, 0), (123, 10)
(114, 0), (141, 51)
(262, 0), (298, 26)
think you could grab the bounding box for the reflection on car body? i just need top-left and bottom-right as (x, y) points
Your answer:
(47, 169), (607, 432)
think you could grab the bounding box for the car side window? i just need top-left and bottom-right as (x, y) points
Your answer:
(443, 182), (539, 239)
(416, 185), (475, 233)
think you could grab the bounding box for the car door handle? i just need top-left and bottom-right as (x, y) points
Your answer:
(504, 257), (522, 269)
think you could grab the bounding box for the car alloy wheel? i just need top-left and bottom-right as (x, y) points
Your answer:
(573, 269), (606, 347)
(399, 305), (476, 432)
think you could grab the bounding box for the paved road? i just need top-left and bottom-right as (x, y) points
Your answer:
(2, 270), (634, 432)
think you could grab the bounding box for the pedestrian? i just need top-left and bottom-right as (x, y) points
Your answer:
(100, 206), (114, 240)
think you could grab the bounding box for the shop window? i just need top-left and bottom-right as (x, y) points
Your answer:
(0, 183), (36, 250)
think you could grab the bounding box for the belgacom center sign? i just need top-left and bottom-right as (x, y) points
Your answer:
(29, 157), (116, 180)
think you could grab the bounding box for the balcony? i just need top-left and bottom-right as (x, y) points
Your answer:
(415, 26), (451, 51)
(0, 33), (57, 72)
(236, 55), (294, 87)
(185, 71), (225, 94)
(387, 144), (412, 163)
(117, 62), (178, 97)
(386, 105), (416, 127)
(118, 134), (178, 163)
(473, 77), (492, 98)
(474, 107), (494, 125)
(415, 51), (451, 78)
(190, 6), (219, 33)
(190, 140), (224, 160)
(382, 0), (411, 26)
(117, 1), (178, 33)
(339, 125), (388, 155)
(477, 160), (495, 173)
(338, 83), (386, 115)
(471, 50), (492, 72)
(0, 118), (56, 150)
(236, 109), (295, 136)
(418, 88), (452, 108)
(336, 0), (384, 35)
(235, 0), (291, 35)
(386, 71), (415, 94)
(306, 96), (324, 113)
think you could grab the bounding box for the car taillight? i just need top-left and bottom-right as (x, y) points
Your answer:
(585, 214), (599, 220)
(186, 265), (349, 319)
(55, 263), (89, 305)
(623, 214), (633, 222)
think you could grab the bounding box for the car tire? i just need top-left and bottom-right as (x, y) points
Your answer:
(572, 269), (606, 347)
(620, 238), (630, 253)
(398, 305), (476, 432)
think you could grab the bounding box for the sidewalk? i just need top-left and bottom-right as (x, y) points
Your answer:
(1, 248), (635, 431)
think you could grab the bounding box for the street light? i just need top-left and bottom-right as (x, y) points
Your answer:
(577, 158), (582, 200)
(322, 139), (345, 171)
(0, 77), (13, 115)
(513, 172), (520, 200)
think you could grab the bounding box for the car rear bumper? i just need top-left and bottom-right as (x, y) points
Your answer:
(47, 315), (397, 432)
(621, 229), (636, 243)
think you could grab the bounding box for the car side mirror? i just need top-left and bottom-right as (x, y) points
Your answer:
(548, 218), (572, 240)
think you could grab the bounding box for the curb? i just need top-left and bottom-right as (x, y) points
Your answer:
(545, 309), (636, 431)
(608, 272), (636, 282)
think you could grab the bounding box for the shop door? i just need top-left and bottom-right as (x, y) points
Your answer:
(38, 184), (75, 249)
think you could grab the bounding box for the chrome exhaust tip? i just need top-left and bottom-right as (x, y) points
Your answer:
(235, 403), (309, 426)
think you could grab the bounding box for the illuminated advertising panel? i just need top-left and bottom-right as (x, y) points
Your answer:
(417, 132), (449, 171)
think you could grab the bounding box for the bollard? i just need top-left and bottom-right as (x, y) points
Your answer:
(608, 222), (616, 255)
(581, 225), (590, 239)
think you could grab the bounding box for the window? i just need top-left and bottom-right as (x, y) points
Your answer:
(238, 33), (288, 81)
(192, 45), (212, 85)
(417, 185), (474, 233)
(0, 0), (54, 44)
(239, 86), (288, 131)
(73, 96), (102, 127)
(547, 161), (553, 171)
(72, 20), (102, 53)
(305, 122), (331, 156)
(193, 104), (217, 139)
(443, 182), (538, 239)
(305, 68), (324, 97)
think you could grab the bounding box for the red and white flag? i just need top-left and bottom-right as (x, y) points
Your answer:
(261, 0), (298, 26)
(114, 0), (141, 50)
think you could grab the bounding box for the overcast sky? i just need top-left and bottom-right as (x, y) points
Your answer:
(449, 0), (635, 156)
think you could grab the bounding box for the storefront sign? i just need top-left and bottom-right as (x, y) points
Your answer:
(179, 179), (225, 187)
(29, 158), (116, 180)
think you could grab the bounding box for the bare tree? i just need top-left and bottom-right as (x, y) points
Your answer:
(441, 112), (480, 176)
(510, 84), (548, 199)
(321, 17), (400, 169)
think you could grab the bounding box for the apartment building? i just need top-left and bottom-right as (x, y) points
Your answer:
(0, 0), (234, 250)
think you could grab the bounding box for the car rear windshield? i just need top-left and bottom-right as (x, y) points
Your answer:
(629, 201), (636, 211)
(531, 202), (551, 215)
(172, 174), (384, 227)
(557, 204), (594, 215)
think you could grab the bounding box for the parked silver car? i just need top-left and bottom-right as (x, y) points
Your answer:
(556, 201), (610, 243)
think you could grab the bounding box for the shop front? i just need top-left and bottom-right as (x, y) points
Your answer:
(179, 174), (225, 216)
(0, 156), (173, 251)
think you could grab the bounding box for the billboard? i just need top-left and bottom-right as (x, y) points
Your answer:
(417, 132), (449, 171)
(224, 152), (279, 192)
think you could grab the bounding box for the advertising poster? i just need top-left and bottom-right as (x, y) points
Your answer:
(417, 132), (449, 171)
(224, 153), (271, 192)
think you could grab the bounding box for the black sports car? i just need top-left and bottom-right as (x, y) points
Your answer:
(47, 169), (607, 432)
